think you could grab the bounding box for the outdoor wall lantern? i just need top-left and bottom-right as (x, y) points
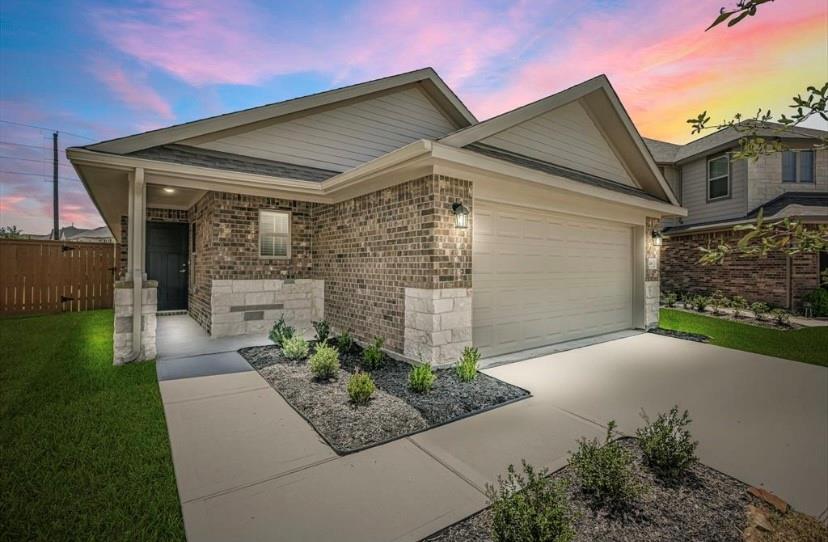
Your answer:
(652, 229), (663, 247)
(452, 201), (470, 229)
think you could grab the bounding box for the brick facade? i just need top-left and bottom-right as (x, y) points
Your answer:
(661, 229), (821, 310)
(313, 175), (472, 353)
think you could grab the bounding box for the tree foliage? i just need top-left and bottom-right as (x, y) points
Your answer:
(0, 225), (23, 239)
(706, 0), (775, 31)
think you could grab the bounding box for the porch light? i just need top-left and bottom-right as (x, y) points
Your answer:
(452, 202), (470, 229)
(162, 187), (176, 194)
(652, 229), (663, 247)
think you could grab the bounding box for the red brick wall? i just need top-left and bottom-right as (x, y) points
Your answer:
(313, 174), (472, 351)
(661, 229), (820, 309)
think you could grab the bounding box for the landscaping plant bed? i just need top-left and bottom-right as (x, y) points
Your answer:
(648, 327), (710, 343)
(425, 438), (810, 542)
(668, 306), (801, 331)
(239, 344), (529, 454)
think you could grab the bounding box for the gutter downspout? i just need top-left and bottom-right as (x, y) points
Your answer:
(125, 167), (146, 362)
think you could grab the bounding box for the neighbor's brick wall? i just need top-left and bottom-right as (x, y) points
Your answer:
(661, 229), (820, 309)
(313, 174), (472, 352)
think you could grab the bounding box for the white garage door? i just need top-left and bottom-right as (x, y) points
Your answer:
(473, 201), (633, 357)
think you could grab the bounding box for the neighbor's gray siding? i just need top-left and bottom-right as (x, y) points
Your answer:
(677, 153), (747, 225)
(187, 86), (458, 172)
(747, 145), (828, 211)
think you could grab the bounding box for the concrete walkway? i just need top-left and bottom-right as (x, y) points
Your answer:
(157, 331), (827, 541)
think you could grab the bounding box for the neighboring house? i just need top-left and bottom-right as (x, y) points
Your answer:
(25, 225), (115, 243)
(68, 68), (685, 364)
(645, 124), (828, 310)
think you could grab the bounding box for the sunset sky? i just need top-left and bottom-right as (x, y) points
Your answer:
(1, 0), (826, 234)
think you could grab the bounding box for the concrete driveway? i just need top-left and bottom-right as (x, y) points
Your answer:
(157, 331), (827, 540)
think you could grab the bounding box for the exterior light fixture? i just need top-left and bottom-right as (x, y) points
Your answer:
(452, 201), (470, 229)
(162, 187), (176, 194)
(652, 230), (663, 247)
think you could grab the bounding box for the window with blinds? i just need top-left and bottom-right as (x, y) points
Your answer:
(259, 210), (290, 258)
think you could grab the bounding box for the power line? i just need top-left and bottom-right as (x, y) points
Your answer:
(0, 119), (96, 142)
(0, 155), (76, 169)
(0, 141), (48, 150)
(0, 169), (81, 182)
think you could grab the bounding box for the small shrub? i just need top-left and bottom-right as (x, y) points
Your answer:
(309, 342), (339, 380)
(569, 421), (643, 511)
(485, 461), (575, 542)
(408, 362), (436, 393)
(347, 371), (375, 405)
(770, 308), (791, 327)
(362, 337), (385, 370)
(312, 319), (331, 344)
(662, 292), (678, 308)
(802, 288), (828, 317)
(690, 295), (709, 313)
(269, 315), (294, 347)
(282, 335), (309, 360)
(636, 406), (698, 481)
(336, 330), (354, 354)
(709, 290), (729, 315)
(730, 295), (748, 318)
(751, 301), (770, 321)
(455, 346), (480, 382)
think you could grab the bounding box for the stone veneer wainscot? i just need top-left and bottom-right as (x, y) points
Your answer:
(113, 280), (157, 363)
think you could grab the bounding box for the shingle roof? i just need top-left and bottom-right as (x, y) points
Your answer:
(467, 143), (668, 203)
(642, 138), (681, 163)
(746, 191), (828, 218)
(645, 122), (828, 164)
(128, 144), (339, 182)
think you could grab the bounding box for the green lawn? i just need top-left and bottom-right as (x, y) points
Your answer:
(0, 310), (184, 541)
(659, 308), (828, 367)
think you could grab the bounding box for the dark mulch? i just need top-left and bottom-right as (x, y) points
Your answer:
(426, 438), (752, 542)
(238, 344), (529, 454)
(648, 327), (710, 343)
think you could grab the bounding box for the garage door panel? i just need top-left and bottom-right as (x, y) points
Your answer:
(473, 201), (633, 357)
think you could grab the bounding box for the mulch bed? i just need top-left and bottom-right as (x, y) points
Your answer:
(426, 438), (755, 542)
(668, 306), (801, 330)
(648, 328), (710, 343)
(239, 343), (529, 454)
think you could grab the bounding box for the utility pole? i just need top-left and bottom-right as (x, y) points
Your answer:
(52, 131), (59, 240)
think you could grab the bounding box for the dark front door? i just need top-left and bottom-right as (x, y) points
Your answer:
(146, 222), (188, 311)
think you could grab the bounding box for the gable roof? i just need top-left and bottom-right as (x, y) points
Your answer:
(86, 68), (477, 155)
(439, 75), (679, 205)
(646, 123), (828, 164)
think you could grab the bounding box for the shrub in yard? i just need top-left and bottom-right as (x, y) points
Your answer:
(455, 346), (480, 382)
(636, 406), (698, 481)
(312, 319), (331, 344)
(569, 421), (643, 511)
(662, 292), (678, 308)
(709, 290), (729, 315)
(336, 330), (354, 354)
(347, 371), (375, 405)
(408, 362), (436, 393)
(730, 295), (748, 318)
(770, 308), (791, 327)
(485, 461), (575, 542)
(269, 315), (294, 347)
(802, 288), (828, 317)
(690, 295), (709, 313)
(282, 335), (309, 361)
(309, 342), (339, 380)
(751, 301), (770, 321)
(362, 337), (385, 370)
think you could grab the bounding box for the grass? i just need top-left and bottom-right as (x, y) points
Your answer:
(0, 310), (184, 541)
(659, 308), (828, 367)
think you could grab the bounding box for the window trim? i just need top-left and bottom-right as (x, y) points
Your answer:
(258, 209), (291, 260)
(706, 154), (731, 202)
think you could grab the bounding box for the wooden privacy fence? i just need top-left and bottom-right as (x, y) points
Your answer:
(0, 239), (118, 316)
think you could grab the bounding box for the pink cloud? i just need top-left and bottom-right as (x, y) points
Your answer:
(92, 60), (174, 120)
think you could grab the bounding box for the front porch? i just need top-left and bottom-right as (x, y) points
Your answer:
(156, 314), (270, 360)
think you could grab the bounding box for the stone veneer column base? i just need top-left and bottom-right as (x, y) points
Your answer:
(210, 279), (324, 337)
(404, 287), (472, 368)
(645, 281), (660, 329)
(113, 280), (157, 364)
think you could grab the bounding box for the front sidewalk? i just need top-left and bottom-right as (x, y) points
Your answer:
(157, 332), (828, 540)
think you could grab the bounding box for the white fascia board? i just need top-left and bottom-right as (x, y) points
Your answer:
(430, 142), (687, 217)
(87, 68), (475, 154)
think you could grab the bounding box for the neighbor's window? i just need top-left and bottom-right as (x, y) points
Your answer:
(707, 155), (730, 200)
(259, 210), (290, 258)
(783, 150), (816, 183)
